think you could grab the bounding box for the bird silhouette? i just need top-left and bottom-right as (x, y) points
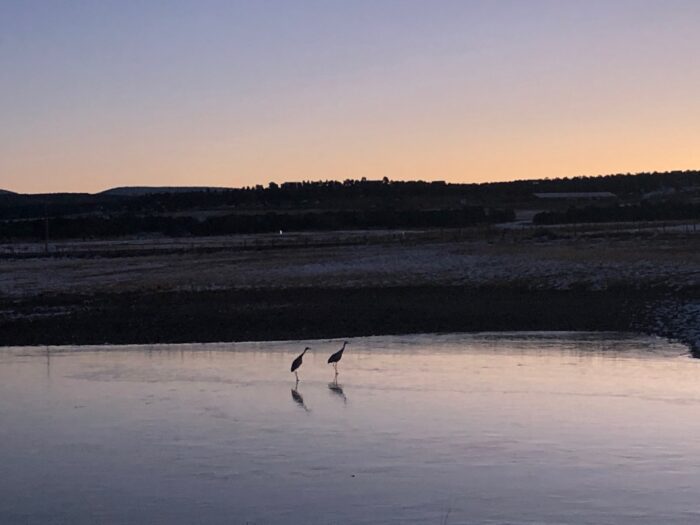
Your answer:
(327, 341), (348, 376)
(291, 346), (310, 382)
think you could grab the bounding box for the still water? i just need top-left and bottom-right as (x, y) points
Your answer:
(1, 333), (699, 524)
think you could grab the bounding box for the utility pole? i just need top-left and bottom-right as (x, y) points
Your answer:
(44, 203), (49, 254)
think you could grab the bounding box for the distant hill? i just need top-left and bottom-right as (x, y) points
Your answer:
(100, 186), (230, 196)
(0, 189), (16, 195)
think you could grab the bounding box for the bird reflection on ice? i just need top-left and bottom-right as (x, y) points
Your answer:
(328, 379), (347, 404)
(290, 386), (310, 412)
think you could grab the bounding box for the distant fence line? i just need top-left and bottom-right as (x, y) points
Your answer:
(0, 228), (490, 259)
(0, 221), (697, 259)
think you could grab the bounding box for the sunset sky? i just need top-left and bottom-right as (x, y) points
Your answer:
(2, 0), (700, 194)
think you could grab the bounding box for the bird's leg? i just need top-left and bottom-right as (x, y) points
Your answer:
(295, 371), (299, 383)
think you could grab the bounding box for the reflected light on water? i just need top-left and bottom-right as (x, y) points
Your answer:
(0, 332), (699, 524)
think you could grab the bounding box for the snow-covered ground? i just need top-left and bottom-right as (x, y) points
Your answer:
(2, 232), (698, 349)
(641, 300), (700, 354)
(1, 235), (699, 298)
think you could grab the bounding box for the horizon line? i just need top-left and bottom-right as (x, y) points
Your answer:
(2, 168), (699, 196)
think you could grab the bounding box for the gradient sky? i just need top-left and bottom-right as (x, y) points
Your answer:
(2, 0), (700, 193)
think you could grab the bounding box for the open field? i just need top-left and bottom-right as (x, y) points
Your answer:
(1, 225), (699, 349)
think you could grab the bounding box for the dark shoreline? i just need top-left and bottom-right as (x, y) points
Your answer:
(0, 285), (668, 347)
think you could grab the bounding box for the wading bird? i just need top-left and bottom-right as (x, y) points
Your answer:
(327, 341), (348, 375)
(291, 347), (310, 382)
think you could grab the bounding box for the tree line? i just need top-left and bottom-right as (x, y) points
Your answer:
(534, 201), (700, 225)
(0, 207), (515, 241)
(1, 170), (699, 221)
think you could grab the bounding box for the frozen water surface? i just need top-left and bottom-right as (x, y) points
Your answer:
(1, 333), (700, 524)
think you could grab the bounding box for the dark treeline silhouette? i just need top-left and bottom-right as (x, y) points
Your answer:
(0, 193), (122, 221)
(480, 170), (700, 198)
(534, 200), (700, 225)
(0, 207), (515, 240)
(2, 171), (700, 239)
(2, 170), (699, 220)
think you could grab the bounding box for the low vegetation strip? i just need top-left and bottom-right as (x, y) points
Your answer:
(535, 201), (700, 225)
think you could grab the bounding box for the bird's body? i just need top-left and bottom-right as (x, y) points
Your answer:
(291, 347), (310, 381)
(328, 341), (348, 374)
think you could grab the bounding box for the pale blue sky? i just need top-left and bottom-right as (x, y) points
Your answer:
(2, 1), (699, 192)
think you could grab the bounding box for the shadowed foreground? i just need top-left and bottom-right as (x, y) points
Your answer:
(1, 286), (646, 346)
